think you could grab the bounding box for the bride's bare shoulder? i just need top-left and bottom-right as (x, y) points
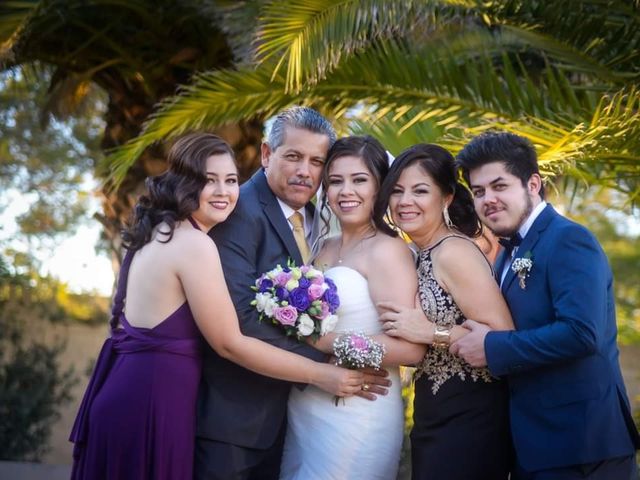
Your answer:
(313, 234), (340, 268)
(370, 232), (412, 258)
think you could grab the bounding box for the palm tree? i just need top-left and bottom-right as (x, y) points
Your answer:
(108, 0), (640, 203)
(0, 0), (263, 261)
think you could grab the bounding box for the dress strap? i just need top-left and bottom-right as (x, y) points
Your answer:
(425, 233), (464, 250)
(427, 234), (494, 273)
(109, 249), (135, 330)
(187, 215), (202, 231)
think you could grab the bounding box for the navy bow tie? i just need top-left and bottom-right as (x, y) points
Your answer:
(498, 233), (522, 254)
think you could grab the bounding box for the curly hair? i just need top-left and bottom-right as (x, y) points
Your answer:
(122, 133), (236, 251)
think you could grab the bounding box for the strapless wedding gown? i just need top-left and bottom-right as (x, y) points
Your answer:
(280, 266), (404, 480)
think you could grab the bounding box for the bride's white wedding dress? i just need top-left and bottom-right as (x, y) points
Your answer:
(280, 266), (404, 480)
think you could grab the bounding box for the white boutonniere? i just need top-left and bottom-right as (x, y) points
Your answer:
(511, 252), (533, 290)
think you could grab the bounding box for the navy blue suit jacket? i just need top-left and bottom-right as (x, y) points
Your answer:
(197, 170), (326, 449)
(486, 204), (640, 471)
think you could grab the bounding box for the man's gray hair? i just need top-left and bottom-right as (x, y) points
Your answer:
(265, 106), (336, 150)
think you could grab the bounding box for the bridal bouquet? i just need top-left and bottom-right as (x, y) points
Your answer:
(251, 263), (340, 340)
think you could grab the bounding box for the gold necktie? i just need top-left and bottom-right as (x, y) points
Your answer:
(289, 212), (310, 264)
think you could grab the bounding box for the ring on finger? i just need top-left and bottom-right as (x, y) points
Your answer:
(362, 383), (370, 392)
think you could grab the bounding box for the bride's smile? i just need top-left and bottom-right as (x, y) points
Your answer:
(327, 155), (377, 226)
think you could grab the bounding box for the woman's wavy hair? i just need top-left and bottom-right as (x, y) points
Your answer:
(122, 133), (236, 251)
(318, 135), (391, 240)
(374, 143), (482, 238)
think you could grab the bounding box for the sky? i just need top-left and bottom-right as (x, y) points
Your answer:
(1, 188), (114, 296)
(40, 224), (114, 295)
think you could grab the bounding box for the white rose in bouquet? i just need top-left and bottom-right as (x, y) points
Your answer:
(320, 314), (339, 336)
(297, 313), (315, 336)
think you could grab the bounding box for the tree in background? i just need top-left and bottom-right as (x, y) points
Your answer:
(0, 251), (101, 461)
(0, 69), (110, 460)
(4, 1), (639, 244)
(0, 0), (264, 264)
(108, 0), (640, 204)
(549, 187), (640, 343)
(0, 68), (103, 242)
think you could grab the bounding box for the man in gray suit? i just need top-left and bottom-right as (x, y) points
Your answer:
(195, 106), (389, 480)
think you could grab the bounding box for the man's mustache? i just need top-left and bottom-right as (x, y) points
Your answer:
(288, 179), (313, 188)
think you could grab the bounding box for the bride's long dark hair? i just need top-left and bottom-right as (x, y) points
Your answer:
(122, 133), (235, 251)
(317, 135), (391, 242)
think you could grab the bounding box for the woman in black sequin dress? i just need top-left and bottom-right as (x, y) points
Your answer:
(375, 144), (514, 480)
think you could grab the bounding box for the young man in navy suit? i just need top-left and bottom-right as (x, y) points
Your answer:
(453, 132), (639, 480)
(195, 106), (389, 480)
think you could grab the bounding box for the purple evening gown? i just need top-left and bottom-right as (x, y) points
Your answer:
(70, 233), (203, 479)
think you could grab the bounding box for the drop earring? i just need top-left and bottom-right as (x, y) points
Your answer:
(443, 205), (453, 229)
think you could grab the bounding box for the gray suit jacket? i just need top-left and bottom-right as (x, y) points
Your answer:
(197, 170), (326, 449)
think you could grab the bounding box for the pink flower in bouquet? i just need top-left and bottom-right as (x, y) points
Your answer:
(273, 305), (297, 326)
(308, 283), (326, 301)
(274, 271), (292, 287)
(310, 274), (325, 286)
(316, 302), (330, 320)
(350, 334), (369, 351)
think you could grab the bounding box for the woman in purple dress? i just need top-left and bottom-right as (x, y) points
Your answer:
(69, 133), (363, 480)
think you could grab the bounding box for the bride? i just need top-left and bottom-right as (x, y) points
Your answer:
(280, 136), (426, 479)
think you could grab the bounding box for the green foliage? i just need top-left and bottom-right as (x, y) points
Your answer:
(0, 252), (87, 461)
(106, 0), (640, 203)
(0, 66), (105, 238)
(0, 249), (108, 460)
(348, 109), (444, 156)
(550, 187), (640, 343)
(255, 0), (472, 93)
(0, 1), (39, 54)
(0, 340), (76, 461)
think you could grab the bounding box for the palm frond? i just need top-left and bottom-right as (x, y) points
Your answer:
(106, 34), (612, 185)
(348, 108), (444, 156)
(103, 66), (301, 186)
(0, 0), (40, 63)
(255, 0), (640, 95)
(446, 86), (640, 201)
(255, 0), (473, 93)
(321, 38), (601, 125)
(498, 25), (636, 83)
(484, 0), (640, 76)
(200, 0), (263, 63)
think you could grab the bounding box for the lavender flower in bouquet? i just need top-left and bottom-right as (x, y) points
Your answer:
(332, 332), (386, 405)
(251, 263), (340, 340)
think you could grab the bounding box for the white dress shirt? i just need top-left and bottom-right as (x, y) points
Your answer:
(500, 201), (547, 286)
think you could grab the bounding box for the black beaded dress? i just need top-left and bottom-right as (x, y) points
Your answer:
(410, 235), (512, 480)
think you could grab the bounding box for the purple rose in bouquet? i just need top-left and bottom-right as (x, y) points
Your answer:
(289, 287), (311, 311)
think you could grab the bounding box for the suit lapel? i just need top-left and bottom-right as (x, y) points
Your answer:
(252, 170), (304, 266)
(502, 204), (557, 293)
(305, 201), (322, 255)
